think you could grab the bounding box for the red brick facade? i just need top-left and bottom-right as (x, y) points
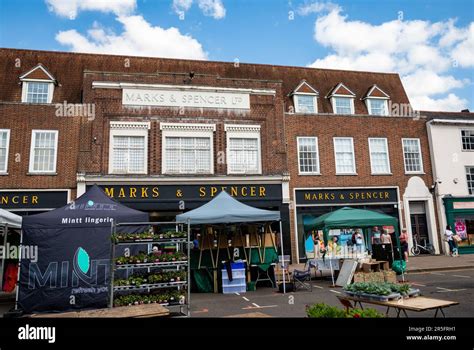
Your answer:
(0, 48), (440, 260)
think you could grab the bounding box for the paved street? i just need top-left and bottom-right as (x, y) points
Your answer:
(190, 268), (474, 318)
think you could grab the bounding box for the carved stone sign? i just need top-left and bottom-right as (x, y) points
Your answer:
(122, 88), (250, 109)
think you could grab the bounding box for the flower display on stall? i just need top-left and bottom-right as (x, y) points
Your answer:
(114, 291), (186, 307)
(112, 230), (187, 243)
(115, 252), (187, 265)
(114, 271), (187, 287)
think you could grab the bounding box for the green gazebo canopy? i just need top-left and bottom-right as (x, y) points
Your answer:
(311, 206), (399, 230)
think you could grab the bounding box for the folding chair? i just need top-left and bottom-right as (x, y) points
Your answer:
(275, 255), (291, 287)
(293, 264), (312, 292)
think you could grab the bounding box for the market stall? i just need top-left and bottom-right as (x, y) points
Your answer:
(305, 207), (403, 282)
(0, 208), (22, 296)
(176, 191), (286, 293)
(16, 185), (148, 314)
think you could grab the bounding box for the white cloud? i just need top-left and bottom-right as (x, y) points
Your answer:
(296, 1), (340, 16)
(410, 94), (469, 112)
(56, 15), (208, 60)
(172, 0), (226, 19)
(46, 0), (136, 19)
(198, 0), (226, 19)
(305, 3), (473, 111)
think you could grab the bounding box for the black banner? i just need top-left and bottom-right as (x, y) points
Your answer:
(295, 188), (398, 205)
(17, 185), (148, 314)
(0, 190), (68, 210)
(86, 184), (282, 210)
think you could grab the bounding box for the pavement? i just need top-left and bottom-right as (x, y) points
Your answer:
(406, 254), (474, 272)
(288, 254), (474, 273)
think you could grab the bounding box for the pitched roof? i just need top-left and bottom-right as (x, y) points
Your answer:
(326, 82), (356, 98)
(0, 48), (411, 113)
(291, 80), (319, 95)
(19, 63), (56, 81)
(363, 84), (390, 99)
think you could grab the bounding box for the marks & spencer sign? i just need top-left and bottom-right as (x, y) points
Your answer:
(295, 188), (398, 205)
(122, 88), (250, 110)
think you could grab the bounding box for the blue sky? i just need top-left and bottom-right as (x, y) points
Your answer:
(0, 0), (473, 111)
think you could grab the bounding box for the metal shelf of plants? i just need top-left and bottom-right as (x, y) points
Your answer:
(109, 221), (191, 317)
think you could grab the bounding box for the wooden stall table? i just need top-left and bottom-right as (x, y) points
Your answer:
(337, 295), (459, 318)
(29, 303), (170, 318)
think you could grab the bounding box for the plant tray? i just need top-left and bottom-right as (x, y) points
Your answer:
(343, 290), (401, 302)
(402, 288), (421, 298)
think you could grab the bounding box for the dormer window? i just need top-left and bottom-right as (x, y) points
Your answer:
(327, 83), (355, 115)
(291, 80), (319, 114)
(20, 64), (56, 104)
(363, 85), (390, 116)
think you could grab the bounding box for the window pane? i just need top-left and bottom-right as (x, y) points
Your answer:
(26, 82), (50, 103)
(369, 138), (390, 173)
(403, 139), (422, 172)
(165, 136), (211, 174)
(31, 131), (56, 172)
(467, 167), (474, 195)
(334, 138), (355, 173)
(334, 97), (353, 115)
(369, 99), (387, 116)
(298, 137), (319, 173)
(296, 95), (315, 113)
(0, 131), (7, 172)
(461, 130), (474, 151)
(112, 135), (145, 173)
(228, 137), (259, 173)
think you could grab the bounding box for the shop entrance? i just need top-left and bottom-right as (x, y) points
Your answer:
(409, 201), (430, 250)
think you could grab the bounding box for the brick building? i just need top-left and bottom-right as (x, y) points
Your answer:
(0, 48), (442, 260)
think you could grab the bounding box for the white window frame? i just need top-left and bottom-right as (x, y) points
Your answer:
(21, 80), (55, 104)
(294, 94), (318, 114)
(109, 121), (150, 175)
(0, 129), (11, 173)
(402, 138), (424, 174)
(29, 130), (59, 174)
(333, 137), (356, 174)
(366, 98), (389, 116)
(466, 166), (474, 195)
(297, 137), (320, 175)
(225, 124), (262, 175)
(461, 129), (474, 151)
(161, 123), (216, 175)
(368, 137), (391, 174)
(331, 96), (355, 115)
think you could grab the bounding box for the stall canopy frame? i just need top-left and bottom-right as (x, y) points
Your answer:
(0, 208), (22, 292)
(176, 191), (288, 293)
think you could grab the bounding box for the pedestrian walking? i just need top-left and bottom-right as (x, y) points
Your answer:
(444, 225), (458, 257)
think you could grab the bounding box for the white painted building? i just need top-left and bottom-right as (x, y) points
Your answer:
(426, 115), (474, 255)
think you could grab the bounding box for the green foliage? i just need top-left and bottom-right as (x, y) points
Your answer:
(306, 303), (385, 318)
(306, 303), (346, 318)
(115, 252), (187, 265)
(114, 271), (187, 287)
(112, 230), (187, 243)
(344, 282), (411, 296)
(114, 290), (186, 307)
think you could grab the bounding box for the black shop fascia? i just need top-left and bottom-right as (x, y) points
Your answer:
(294, 187), (401, 262)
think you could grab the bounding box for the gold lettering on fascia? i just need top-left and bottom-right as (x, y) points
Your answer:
(0, 194), (40, 206)
(303, 191), (391, 202)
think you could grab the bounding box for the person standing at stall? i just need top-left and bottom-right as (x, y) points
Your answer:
(399, 228), (409, 262)
(371, 226), (382, 245)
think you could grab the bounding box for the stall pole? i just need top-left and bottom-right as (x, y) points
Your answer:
(14, 225), (22, 310)
(0, 224), (8, 291)
(108, 221), (116, 308)
(187, 220), (191, 317)
(279, 220), (286, 294)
